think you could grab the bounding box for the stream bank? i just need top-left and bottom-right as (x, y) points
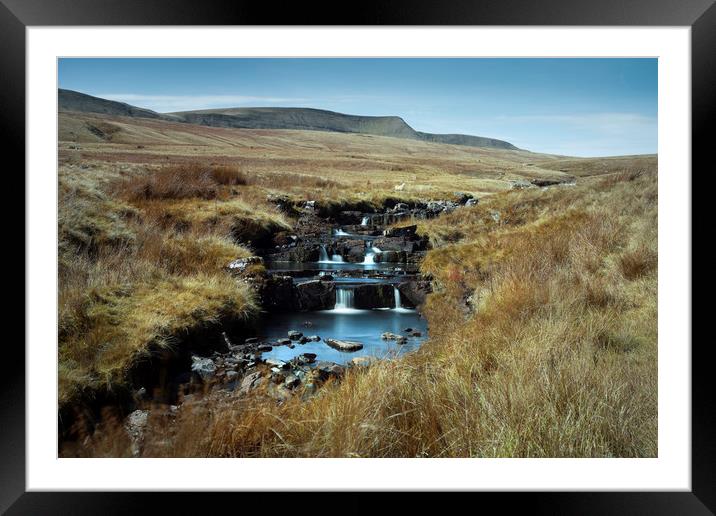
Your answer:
(60, 193), (475, 453)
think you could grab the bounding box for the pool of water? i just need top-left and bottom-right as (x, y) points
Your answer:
(258, 308), (428, 365)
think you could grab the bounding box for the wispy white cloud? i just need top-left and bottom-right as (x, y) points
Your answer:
(95, 93), (314, 112)
(494, 112), (657, 135)
(486, 112), (657, 156)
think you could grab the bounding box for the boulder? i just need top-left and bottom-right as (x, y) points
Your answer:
(226, 256), (264, 274)
(371, 211), (412, 226)
(381, 332), (408, 344)
(465, 198), (478, 207)
(511, 179), (533, 189)
(239, 371), (264, 395)
(190, 356), (216, 381)
(338, 239), (368, 263)
(398, 280), (432, 308)
(353, 283), (394, 309)
(426, 200), (459, 215)
(295, 280), (336, 311)
(284, 374), (301, 389)
(266, 358), (289, 369)
(308, 335), (321, 342)
(347, 356), (378, 368)
(324, 338), (364, 352)
(383, 224), (417, 238)
(453, 192), (474, 204)
(315, 361), (345, 381)
(293, 353), (317, 365)
(124, 409), (149, 457)
(275, 338), (291, 346)
(288, 330), (303, 340)
(257, 344), (273, 352)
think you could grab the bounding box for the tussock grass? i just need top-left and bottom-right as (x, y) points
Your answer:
(59, 169), (139, 254)
(58, 118), (657, 457)
(58, 165), (261, 405)
(81, 165), (658, 458)
(114, 163), (250, 203)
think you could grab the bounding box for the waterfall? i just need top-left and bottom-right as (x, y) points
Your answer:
(393, 286), (410, 312)
(334, 228), (351, 237)
(319, 245), (329, 262)
(320, 245), (344, 263)
(361, 216), (370, 226)
(335, 288), (354, 309)
(332, 287), (359, 313)
(362, 252), (376, 264)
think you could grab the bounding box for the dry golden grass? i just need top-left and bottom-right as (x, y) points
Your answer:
(78, 165), (657, 458)
(59, 111), (577, 200)
(58, 113), (657, 457)
(58, 165), (262, 404)
(114, 163), (250, 201)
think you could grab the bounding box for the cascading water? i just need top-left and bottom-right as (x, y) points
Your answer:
(362, 240), (379, 264)
(259, 212), (428, 367)
(332, 287), (359, 313)
(319, 245), (344, 263)
(393, 286), (410, 312)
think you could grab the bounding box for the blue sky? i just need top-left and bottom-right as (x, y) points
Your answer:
(58, 58), (657, 157)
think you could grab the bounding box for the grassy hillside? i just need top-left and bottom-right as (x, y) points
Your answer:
(173, 107), (419, 138)
(69, 165), (657, 458)
(59, 89), (518, 150)
(59, 111), (569, 197)
(58, 111), (656, 457)
(59, 89), (166, 120)
(58, 163), (280, 404)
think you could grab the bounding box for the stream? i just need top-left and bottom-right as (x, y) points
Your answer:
(261, 225), (429, 365)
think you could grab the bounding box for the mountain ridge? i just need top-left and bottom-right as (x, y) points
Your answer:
(58, 89), (519, 150)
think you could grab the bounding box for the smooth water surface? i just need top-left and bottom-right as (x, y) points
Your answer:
(259, 308), (428, 365)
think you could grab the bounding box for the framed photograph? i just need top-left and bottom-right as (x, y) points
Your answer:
(6, 0), (709, 512)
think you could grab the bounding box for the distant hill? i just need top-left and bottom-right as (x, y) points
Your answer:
(58, 89), (165, 120)
(172, 107), (421, 139)
(416, 132), (519, 150)
(58, 89), (519, 150)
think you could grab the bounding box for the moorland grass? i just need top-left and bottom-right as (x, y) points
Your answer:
(80, 165), (658, 458)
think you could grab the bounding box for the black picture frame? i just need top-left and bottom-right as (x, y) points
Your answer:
(4, 0), (709, 513)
